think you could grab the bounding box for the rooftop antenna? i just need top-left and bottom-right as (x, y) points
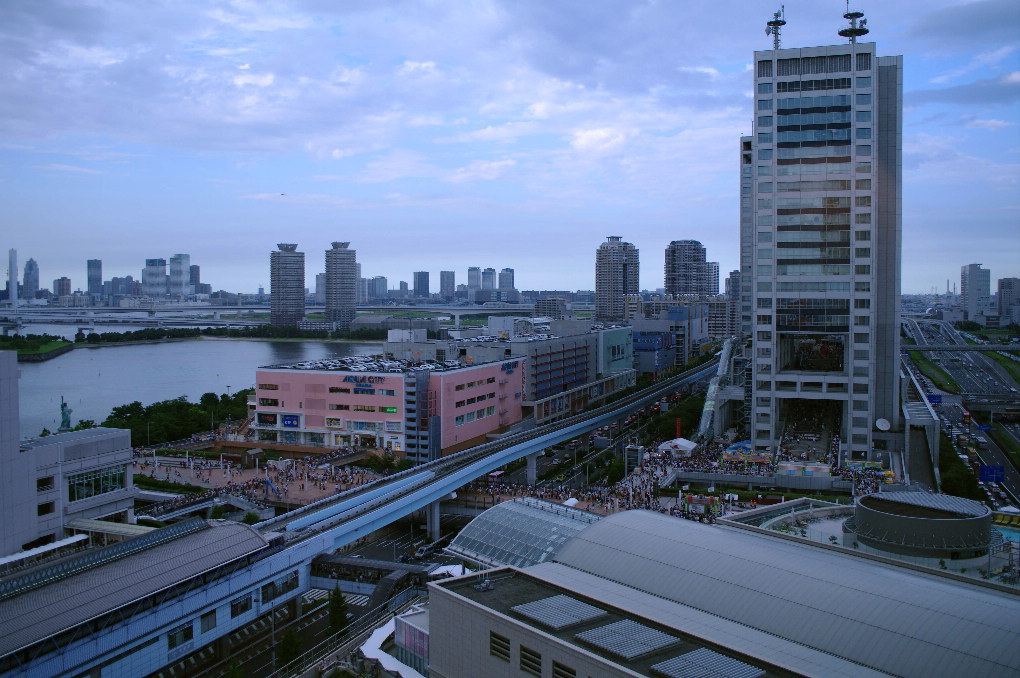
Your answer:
(839, 4), (869, 44)
(765, 6), (786, 50)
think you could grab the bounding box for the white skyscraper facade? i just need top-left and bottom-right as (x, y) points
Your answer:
(748, 16), (902, 462)
(595, 236), (639, 322)
(960, 263), (990, 321)
(325, 242), (357, 330)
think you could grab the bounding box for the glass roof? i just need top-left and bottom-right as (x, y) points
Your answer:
(447, 497), (602, 568)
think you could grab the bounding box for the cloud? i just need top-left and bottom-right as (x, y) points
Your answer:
(571, 128), (628, 154)
(232, 72), (275, 87)
(965, 118), (1015, 131)
(32, 163), (102, 174)
(909, 72), (1020, 106)
(448, 158), (516, 183)
(905, 0), (1020, 48)
(930, 46), (1017, 84)
(397, 60), (438, 77)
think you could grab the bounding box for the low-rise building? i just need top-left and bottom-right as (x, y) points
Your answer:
(253, 355), (524, 463)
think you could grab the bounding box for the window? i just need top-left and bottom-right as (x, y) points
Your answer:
(855, 248), (871, 258)
(328, 387), (350, 393)
(854, 316), (870, 326)
(167, 622), (193, 650)
(758, 149), (773, 160)
(758, 82), (773, 94)
(757, 60), (773, 78)
(856, 144), (872, 156)
(759, 182), (773, 193)
(486, 406), (495, 416)
(37, 502), (54, 516)
(258, 383), (279, 390)
(455, 384), (465, 391)
(855, 281), (871, 292)
(757, 331), (772, 341)
(201, 610), (217, 633)
(757, 115), (773, 127)
(856, 127), (872, 139)
(489, 632), (510, 662)
(757, 281), (773, 292)
(854, 383), (869, 394)
(855, 213), (871, 224)
(37, 476), (54, 492)
(856, 75), (871, 87)
(259, 398), (279, 406)
(520, 646), (542, 677)
(757, 198), (773, 209)
(854, 332), (869, 343)
(855, 230), (871, 241)
(856, 162), (871, 173)
(856, 53), (871, 71)
(856, 178), (871, 190)
(552, 661), (577, 678)
(856, 93), (871, 105)
(757, 297), (773, 308)
(329, 404), (350, 410)
(757, 248), (773, 259)
(854, 298), (871, 308)
(757, 232), (773, 243)
(231, 594), (252, 618)
(855, 110), (872, 123)
(757, 265), (773, 276)
(455, 415), (465, 426)
(758, 132), (773, 143)
(757, 99), (773, 111)
(855, 195), (871, 207)
(455, 400), (465, 408)
(756, 314), (773, 325)
(855, 264), (871, 275)
(67, 467), (126, 503)
(854, 349), (870, 361)
(853, 400), (869, 411)
(379, 389), (396, 396)
(758, 165), (772, 176)
(353, 405), (375, 412)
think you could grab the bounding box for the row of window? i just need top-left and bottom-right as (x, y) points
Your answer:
(67, 467), (125, 503)
(454, 406), (496, 426)
(454, 376), (497, 391)
(167, 609), (218, 651)
(489, 632), (576, 678)
(455, 392), (496, 408)
(328, 386), (397, 396)
(756, 52), (870, 78)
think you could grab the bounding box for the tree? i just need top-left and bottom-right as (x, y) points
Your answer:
(277, 627), (302, 666)
(328, 584), (349, 633)
(39, 428), (51, 437)
(225, 659), (244, 678)
(242, 512), (260, 525)
(72, 419), (98, 431)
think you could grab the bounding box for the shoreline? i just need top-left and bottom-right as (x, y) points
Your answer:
(69, 335), (384, 350)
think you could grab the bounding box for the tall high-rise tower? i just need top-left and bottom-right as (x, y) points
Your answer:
(6, 250), (17, 309)
(325, 242), (357, 331)
(413, 271), (430, 298)
(498, 268), (515, 290)
(960, 263), (990, 321)
(481, 268), (496, 290)
(747, 10), (902, 462)
(87, 259), (103, 297)
(22, 259), (39, 300)
(169, 254), (191, 297)
(595, 236), (639, 321)
(270, 244), (305, 326)
(664, 240), (709, 297)
(142, 258), (168, 298)
(440, 271), (455, 299)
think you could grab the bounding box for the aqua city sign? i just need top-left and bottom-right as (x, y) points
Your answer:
(343, 375), (386, 384)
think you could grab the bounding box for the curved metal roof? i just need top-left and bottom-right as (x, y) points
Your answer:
(446, 497), (602, 568)
(546, 510), (1020, 678)
(858, 491), (990, 518)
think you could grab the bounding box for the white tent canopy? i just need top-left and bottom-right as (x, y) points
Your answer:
(658, 438), (698, 456)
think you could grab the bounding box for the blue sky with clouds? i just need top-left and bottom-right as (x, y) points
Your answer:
(2, 0), (1018, 295)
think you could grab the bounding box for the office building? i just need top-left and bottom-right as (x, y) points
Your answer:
(481, 267), (496, 290)
(189, 264), (201, 286)
(498, 268), (515, 290)
(325, 242), (357, 331)
(22, 259), (39, 300)
(664, 240), (714, 298)
(413, 271), (430, 298)
(440, 270), (455, 299)
(740, 136), (755, 334)
(168, 254), (190, 297)
(53, 277), (72, 297)
(595, 236), (639, 322)
(86, 259), (102, 297)
(141, 258), (167, 298)
(6, 250), (16, 308)
(961, 263), (991, 321)
(314, 272), (327, 304)
(270, 243), (305, 326)
(748, 11), (902, 461)
(467, 266), (481, 291)
(999, 277), (1020, 319)
(370, 276), (388, 300)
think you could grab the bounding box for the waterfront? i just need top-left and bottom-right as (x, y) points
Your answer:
(16, 338), (382, 438)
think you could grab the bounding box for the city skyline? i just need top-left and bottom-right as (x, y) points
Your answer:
(1, 1), (1018, 293)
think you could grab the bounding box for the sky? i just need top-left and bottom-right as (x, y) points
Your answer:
(1, 0), (1018, 295)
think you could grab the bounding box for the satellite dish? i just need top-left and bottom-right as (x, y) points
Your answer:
(875, 418), (891, 432)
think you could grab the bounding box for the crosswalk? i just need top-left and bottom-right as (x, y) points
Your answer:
(303, 589), (370, 607)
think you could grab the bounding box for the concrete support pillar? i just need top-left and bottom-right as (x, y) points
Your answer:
(427, 500), (441, 542)
(526, 452), (539, 486)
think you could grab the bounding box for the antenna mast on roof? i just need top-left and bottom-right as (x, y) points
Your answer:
(839, 4), (869, 44)
(765, 6), (786, 50)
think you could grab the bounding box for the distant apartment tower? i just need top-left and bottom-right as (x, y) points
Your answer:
(664, 240), (710, 297)
(189, 264), (201, 286)
(467, 267), (481, 290)
(325, 242), (357, 331)
(961, 264), (990, 321)
(739, 136), (755, 334)
(481, 267), (496, 290)
(706, 261), (720, 296)
(86, 259), (102, 297)
(498, 268), (515, 290)
(22, 258), (39, 299)
(440, 270), (455, 299)
(413, 271), (430, 298)
(999, 277), (1020, 317)
(168, 254), (190, 297)
(6, 249), (16, 308)
(270, 244), (305, 326)
(747, 12), (902, 461)
(370, 276), (388, 299)
(141, 258), (167, 297)
(535, 297), (568, 320)
(595, 236), (639, 322)
(53, 276), (72, 297)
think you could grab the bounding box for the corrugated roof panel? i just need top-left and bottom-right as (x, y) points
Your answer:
(652, 648), (766, 678)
